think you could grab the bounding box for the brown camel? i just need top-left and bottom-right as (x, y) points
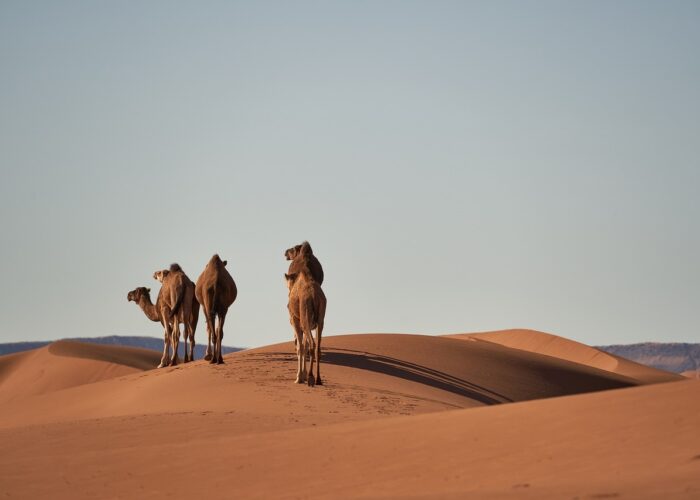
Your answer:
(126, 286), (174, 367)
(285, 242), (326, 386)
(285, 241), (324, 285)
(195, 254), (237, 364)
(153, 264), (199, 363)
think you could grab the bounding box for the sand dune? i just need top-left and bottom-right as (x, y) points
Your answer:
(0, 340), (159, 404)
(0, 334), (641, 429)
(448, 328), (681, 383)
(0, 332), (695, 499)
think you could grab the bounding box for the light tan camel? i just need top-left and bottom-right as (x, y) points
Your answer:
(195, 254), (237, 364)
(285, 242), (326, 386)
(153, 264), (200, 362)
(285, 241), (324, 349)
(127, 286), (174, 367)
(153, 264), (194, 366)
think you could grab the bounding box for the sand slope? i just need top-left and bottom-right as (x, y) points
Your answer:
(0, 333), (695, 499)
(0, 340), (159, 404)
(448, 329), (681, 383)
(0, 334), (641, 429)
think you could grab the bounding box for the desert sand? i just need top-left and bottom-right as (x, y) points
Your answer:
(1, 331), (698, 499)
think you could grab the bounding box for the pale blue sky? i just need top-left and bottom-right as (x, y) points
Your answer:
(1, 1), (698, 347)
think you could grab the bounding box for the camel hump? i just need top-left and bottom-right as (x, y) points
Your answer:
(300, 241), (313, 256)
(169, 263), (183, 273)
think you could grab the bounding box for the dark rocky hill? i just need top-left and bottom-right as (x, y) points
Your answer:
(598, 342), (700, 377)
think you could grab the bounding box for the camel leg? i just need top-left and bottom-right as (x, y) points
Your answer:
(204, 310), (214, 361)
(205, 310), (217, 364)
(215, 311), (227, 364)
(315, 320), (323, 386)
(187, 323), (195, 362)
(170, 318), (180, 366)
(158, 322), (170, 368)
(306, 332), (315, 387)
(181, 321), (189, 363)
(178, 323), (190, 363)
(205, 328), (213, 361)
(296, 335), (306, 384)
(204, 328), (213, 361)
(292, 319), (304, 383)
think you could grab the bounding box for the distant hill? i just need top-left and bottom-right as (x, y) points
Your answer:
(0, 336), (243, 359)
(597, 343), (700, 377)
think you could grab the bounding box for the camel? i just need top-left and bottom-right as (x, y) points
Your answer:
(153, 264), (199, 363)
(285, 241), (324, 285)
(285, 241), (324, 349)
(285, 242), (326, 386)
(195, 254), (237, 364)
(126, 286), (175, 367)
(147, 264), (192, 367)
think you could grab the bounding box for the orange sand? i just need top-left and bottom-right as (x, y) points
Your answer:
(1, 331), (696, 499)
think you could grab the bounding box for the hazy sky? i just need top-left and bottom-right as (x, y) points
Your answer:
(1, 1), (698, 348)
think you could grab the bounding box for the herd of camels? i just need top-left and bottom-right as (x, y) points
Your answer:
(127, 242), (326, 386)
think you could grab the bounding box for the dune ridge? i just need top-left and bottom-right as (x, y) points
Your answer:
(448, 328), (681, 383)
(0, 340), (159, 404)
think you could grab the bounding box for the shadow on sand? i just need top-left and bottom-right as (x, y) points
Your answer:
(247, 348), (511, 405)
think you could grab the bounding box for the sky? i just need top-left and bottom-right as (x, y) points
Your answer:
(1, 1), (698, 348)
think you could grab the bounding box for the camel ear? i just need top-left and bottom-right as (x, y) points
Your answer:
(285, 273), (297, 281)
(147, 288), (151, 293)
(223, 260), (227, 266)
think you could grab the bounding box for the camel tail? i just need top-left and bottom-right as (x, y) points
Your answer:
(170, 288), (185, 318)
(206, 281), (218, 317)
(301, 295), (317, 332)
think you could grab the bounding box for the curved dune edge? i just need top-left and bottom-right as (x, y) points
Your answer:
(0, 340), (159, 404)
(0, 333), (642, 430)
(47, 340), (160, 370)
(447, 329), (681, 383)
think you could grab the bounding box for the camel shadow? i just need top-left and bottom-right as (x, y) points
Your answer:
(322, 348), (511, 405)
(248, 348), (511, 405)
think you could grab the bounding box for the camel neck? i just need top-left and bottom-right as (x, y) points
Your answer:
(138, 297), (161, 322)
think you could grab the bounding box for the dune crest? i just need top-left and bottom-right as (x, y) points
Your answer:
(0, 340), (158, 404)
(448, 329), (681, 383)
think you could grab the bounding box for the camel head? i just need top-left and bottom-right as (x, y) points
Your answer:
(127, 287), (151, 303)
(153, 270), (169, 283)
(285, 241), (313, 261)
(209, 254), (228, 267)
(284, 245), (301, 261)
